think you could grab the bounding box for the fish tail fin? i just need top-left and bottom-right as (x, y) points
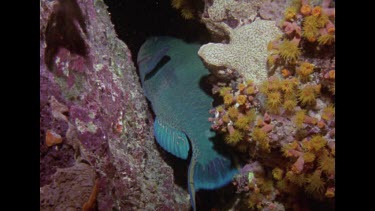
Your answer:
(187, 154), (239, 210)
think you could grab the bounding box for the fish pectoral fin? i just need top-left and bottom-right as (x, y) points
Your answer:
(153, 117), (190, 159)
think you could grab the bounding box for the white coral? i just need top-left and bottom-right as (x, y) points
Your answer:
(198, 18), (282, 85)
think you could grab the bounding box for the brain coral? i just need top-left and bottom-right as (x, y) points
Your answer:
(198, 19), (282, 84)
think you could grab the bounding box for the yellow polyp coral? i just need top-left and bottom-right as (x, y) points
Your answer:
(318, 153), (335, 175)
(293, 110), (306, 129)
(267, 41), (275, 52)
(246, 107), (257, 119)
(267, 91), (282, 111)
(318, 34), (335, 45)
(286, 171), (305, 187)
(260, 77), (280, 94)
(181, 8), (194, 19)
(298, 85), (319, 105)
(279, 40), (301, 62)
(302, 16), (319, 41)
(225, 129), (244, 145)
(252, 128), (270, 151)
(267, 54), (277, 66)
(235, 115), (251, 130)
(219, 87), (232, 96)
(237, 95), (247, 105)
(297, 62), (314, 82)
(245, 86), (255, 95)
(171, 0), (183, 9)
(272, 168), (284, 180)
(281, 141), (298, 157)
(303, 152), (316, 162)
(316, 14), (329, 28)
(216, 106), (224, 113)
(284, 7), (297, 21)
(283, 99), (297, 112)
(223, 94), (233, 105)
(309, 135), (327, 151)
(222, 114), (230, 123)
(281, 78), (298, 95)
(252, 128), (268, 142)
(170, 0), (197, 20)
(228, 106), (239, 119)
(322, 105), (335, 121)
(305, 171), (325, 195)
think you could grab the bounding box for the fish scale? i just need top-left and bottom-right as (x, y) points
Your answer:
(137, 36), (239, 210)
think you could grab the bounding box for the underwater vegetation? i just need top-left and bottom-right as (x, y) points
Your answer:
(137, 37), (239, 211)
(207, 0), (335, 209)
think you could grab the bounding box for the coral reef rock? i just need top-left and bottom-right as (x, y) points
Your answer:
(40, 0), (190, 210)
(198, 18), (282, 84)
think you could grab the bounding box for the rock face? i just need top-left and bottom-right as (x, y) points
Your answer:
(40, 0), (190, 210)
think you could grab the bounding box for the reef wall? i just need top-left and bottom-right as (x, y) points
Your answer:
(39, 0), (190, 210)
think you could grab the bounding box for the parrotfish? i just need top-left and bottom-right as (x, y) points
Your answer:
(137, 37), (238, 210)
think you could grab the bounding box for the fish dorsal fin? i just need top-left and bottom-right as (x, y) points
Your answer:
(154, 117), (190, 159)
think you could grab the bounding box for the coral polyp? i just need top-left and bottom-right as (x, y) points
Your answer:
(225, 129), (244, 145)
(205, 0), (335, 208)
(305, 171), (325, 195)
(279, 40), (301, 62)
(298, 85), (319, 106)
(297, 62), (314, 82)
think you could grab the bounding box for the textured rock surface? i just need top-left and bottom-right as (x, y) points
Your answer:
(198, 19), (282, 84)
(40, 0), (190, 210)
(259, 0), (287, 23)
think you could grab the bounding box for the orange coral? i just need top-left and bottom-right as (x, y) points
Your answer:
(45, 130), (62, 147)
(312, 6), (322, 16)
(325, 187), (335, 198)
(328, 27), (335, 35)
(83, 179), (100, 211)
(297, 62), (314, 81)
(238, 83), (246, 91)
(300, 4), (312, 16)
(281, 69), (292, 78)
